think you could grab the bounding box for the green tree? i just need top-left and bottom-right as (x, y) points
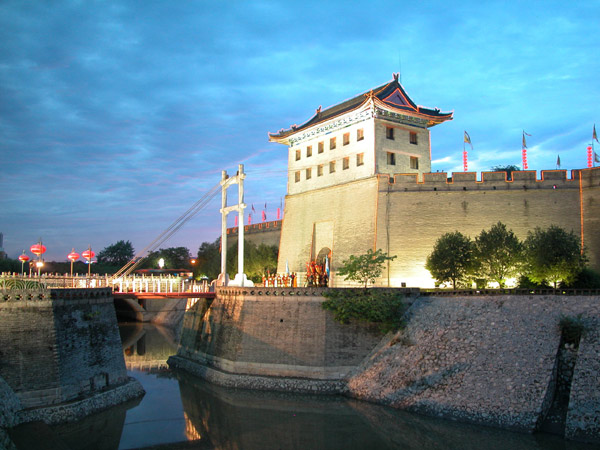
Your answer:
(426, 231), (475, 289)
(196, 239), (221, 279)
(97, 240), (135, 268)
(524, 226), (586, 288)
(492, 164), (520, 181)
(473, 222), (523, 287)
(143, 247), (192, 269)
(228, 241), (278, 283)
(337, 249), (396, 288)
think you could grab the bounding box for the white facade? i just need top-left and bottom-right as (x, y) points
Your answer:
(286, 101), (432, 195)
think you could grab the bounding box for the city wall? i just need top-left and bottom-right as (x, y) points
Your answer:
(225, 219), (282, 249)
(275, 167), (600, 287)
(376, 168), (600, 286)
(168, 287), (385, 393)
(171, 288), (600, 442)
(0, 288), (143, 427)
(347, 294), (600, 443)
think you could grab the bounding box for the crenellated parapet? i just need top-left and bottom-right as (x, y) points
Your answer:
(382, 166), (600, 192)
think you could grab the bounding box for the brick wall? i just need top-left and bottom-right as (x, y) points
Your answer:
(176, 287), (383, 380)
(0, 288), (128, 408)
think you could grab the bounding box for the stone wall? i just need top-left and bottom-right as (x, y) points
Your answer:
(170, 287), (385, 387)
(375, 168), (600, 287)
(346, 294), (600, 442)
(0, 288), (140, 410)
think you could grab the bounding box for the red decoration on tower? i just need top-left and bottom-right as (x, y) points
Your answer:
(68, 250), (80, 262)
(18, 254), (30, 263)
(463, 150), (468, 172)
(522, 149), (528, 170)
(587, 145), (593, 168)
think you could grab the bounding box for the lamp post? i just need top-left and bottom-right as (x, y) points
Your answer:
(30, 239), (46, 277)
(68, 249), (80, 285)
(82, 246), (95, 277)
(18, 252), (29, 275)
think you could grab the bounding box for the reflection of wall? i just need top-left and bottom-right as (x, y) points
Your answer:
(120, 323), (180, 372)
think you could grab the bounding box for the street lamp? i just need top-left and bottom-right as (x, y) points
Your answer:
(158, 258), (165, 270)
(68, 249), (80, 283)
(30, 239), (46, 277)
(18, 251), (29, 275)
(82, 246), (95, 277)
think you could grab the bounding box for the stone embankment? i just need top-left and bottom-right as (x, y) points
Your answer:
(0, 287), (144, 445)
(346, 295), (600, 443)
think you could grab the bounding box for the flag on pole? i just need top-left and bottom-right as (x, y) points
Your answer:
(522, 130), (531, 148)
(594, 124), (599, 143)
(595, 151), (600, 163)
(556, 155), (561, 168)
(251, 204), (256, 213)
(235, 215), (238, 227)
(248, 214), (252, 225)
(276, 207), (281, 220)
(262, 210), (266, 222)
(464, 131), (473, 149)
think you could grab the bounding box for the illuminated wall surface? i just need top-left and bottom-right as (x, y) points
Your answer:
(277, 167), (600, 287)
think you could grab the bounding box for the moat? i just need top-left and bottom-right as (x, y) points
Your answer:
(7, 321), (596, 450)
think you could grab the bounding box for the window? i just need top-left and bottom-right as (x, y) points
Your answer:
(329, 161), (336, 173)
(295, 171), (300, 182)
(410, 132), (418, 145)
(318, 141), (324, 153)
(306, 145), (312, 157)
(330, 137), (336, 150)
(386, 126), (394, 140)
(295, 150), (301, 161)
(357, 128), (364, 141)
(306, 168), (311, 180)
(410, 156), (419, 169)
(356, 153), (364, 166)
(387, 152), (396, 165)
(343, 132), (350, 146)
(317, 164), (323, 176)
(343, 157), (349, 170)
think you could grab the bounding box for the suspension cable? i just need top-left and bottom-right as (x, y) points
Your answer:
(112, 181), (221, 279)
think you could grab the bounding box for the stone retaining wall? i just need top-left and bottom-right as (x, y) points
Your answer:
(346, 295), (600, 443)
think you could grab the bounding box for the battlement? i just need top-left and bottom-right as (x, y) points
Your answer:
(383, 167), (600, 192)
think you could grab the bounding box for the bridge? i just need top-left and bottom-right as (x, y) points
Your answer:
(1, 274), (216, 322)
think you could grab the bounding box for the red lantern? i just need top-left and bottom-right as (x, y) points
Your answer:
(587, 145), (593, 168)
(82, 249), (95, 260)
(30, 243), (46, 256)
(68, 250), (80, 262)
(18, 254), (30, 263)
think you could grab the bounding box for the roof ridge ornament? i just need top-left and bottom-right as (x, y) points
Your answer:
(364, 89), (374, 99)
(316, 105), (322, 114)
(393, 72), (400, 81)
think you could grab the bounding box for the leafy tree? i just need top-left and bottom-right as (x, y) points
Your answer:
(524, 225), (586, 288)
(228, 241), (278, 283)
(562, 267), (600, 289)
(492, 164), (520, 181)
(426, 231), (475, 289)
(196, 239), (221, 280)
(322, 289), (407, 333)
(97, 240), (135, 267)
(473, 222), (523, 287)
(143, 246), (192, 269)
(337, 249), (396, 288)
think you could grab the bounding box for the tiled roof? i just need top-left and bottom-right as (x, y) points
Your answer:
(269, 75), (452, 141)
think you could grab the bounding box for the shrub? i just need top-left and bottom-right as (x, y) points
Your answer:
(322, 289), (407, 333)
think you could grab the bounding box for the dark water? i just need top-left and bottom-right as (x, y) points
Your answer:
(10, 323), (598, 450)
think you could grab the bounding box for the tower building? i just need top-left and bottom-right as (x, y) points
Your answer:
(269, 76), (599, 287)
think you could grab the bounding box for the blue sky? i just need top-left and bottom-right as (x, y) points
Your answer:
(1, 1), (599, 262)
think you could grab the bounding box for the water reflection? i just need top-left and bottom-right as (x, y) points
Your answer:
(9, 323), (598, 449)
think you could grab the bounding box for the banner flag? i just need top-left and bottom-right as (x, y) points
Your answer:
(594, 124), (599, 143)
(595, 151), (600, 163)
(262, 210), (266, 222)
(556, 155), (561, 168)
(464, 131), (473, 149)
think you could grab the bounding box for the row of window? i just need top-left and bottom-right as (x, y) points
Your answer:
(294, 153), (365, 182)
(386, 152), (419, 169)
(386, 126), (418, 145)
(295, 128), (365, 161)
